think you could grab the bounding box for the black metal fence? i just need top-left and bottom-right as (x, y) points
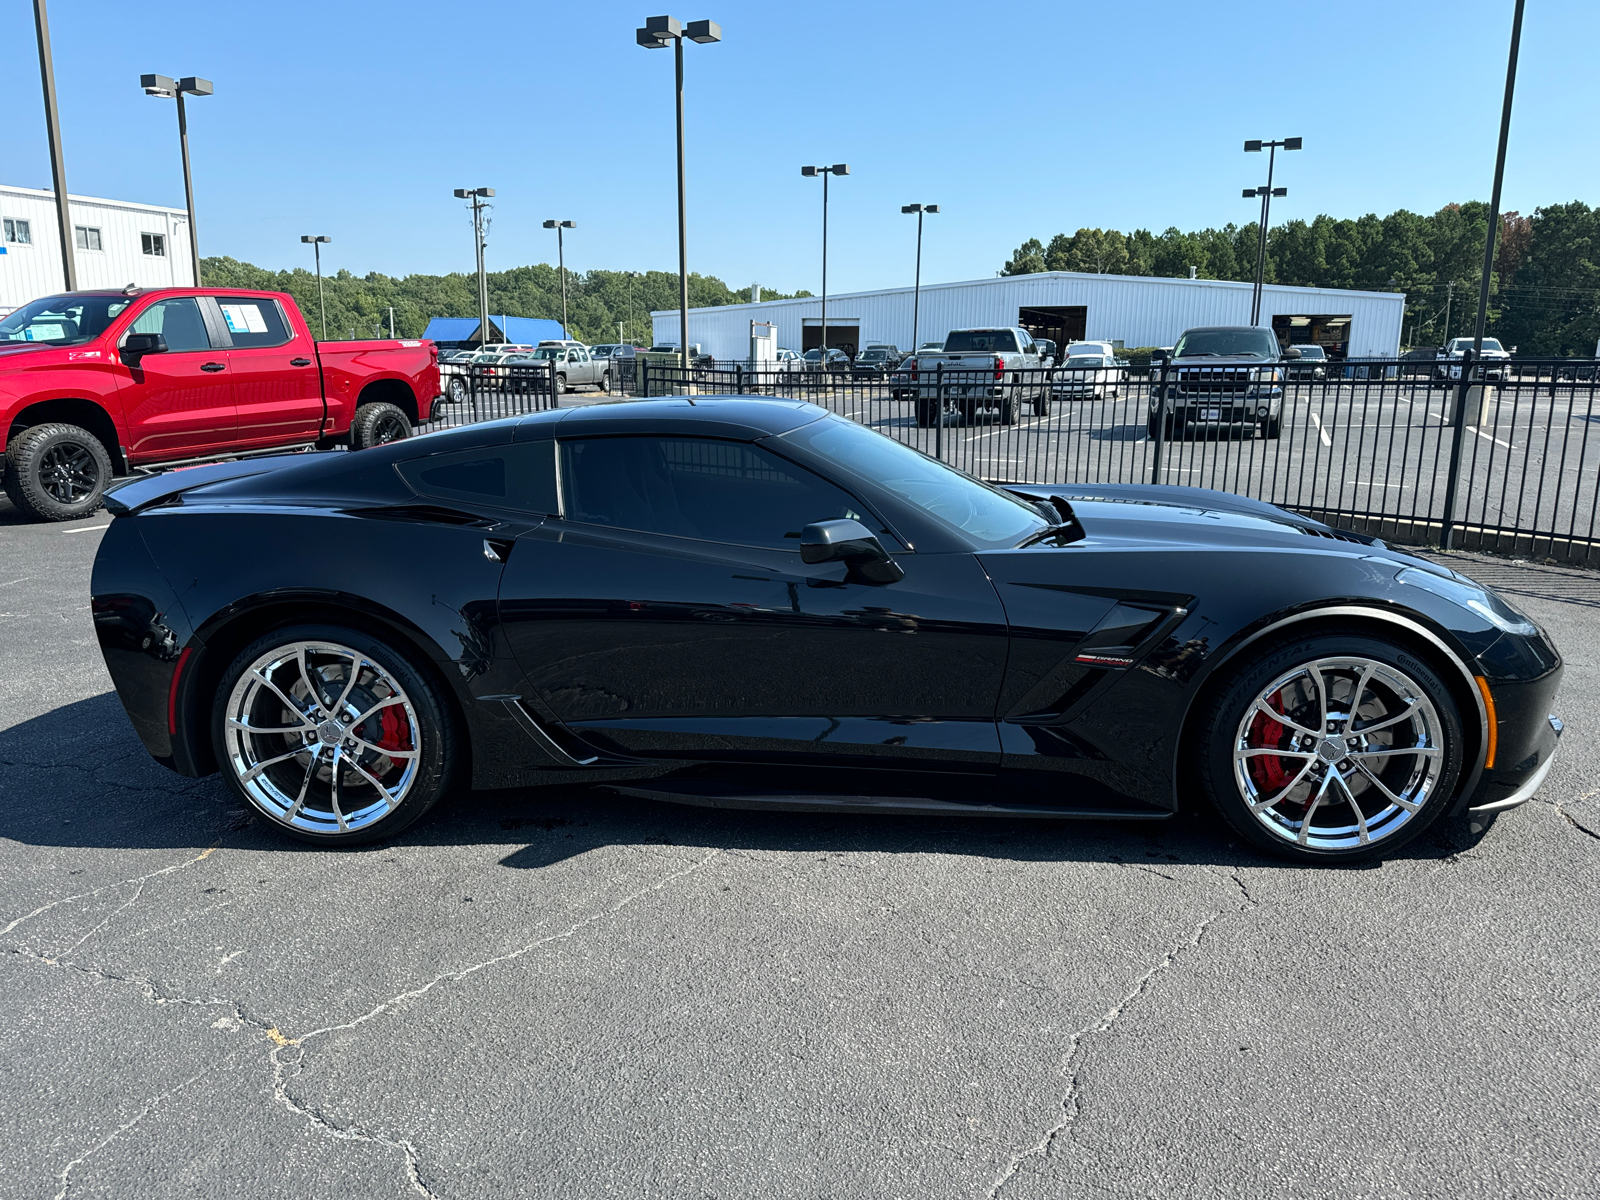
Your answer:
(429, 361), (562, 432)
(624, 355), (1600, 567)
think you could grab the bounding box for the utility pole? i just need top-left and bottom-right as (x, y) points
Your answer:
(1242, 137), (1302, 325)
(1443, 280), (1454, 343)
(902, 203), (939, 353)
(387, 306), (395, 338)
(454, 188), (495, 346)
(543, 219), (576, 336)
(32, 0), (76, 290)
(300, 235), (331, 340)
(802, 164), (849, 360)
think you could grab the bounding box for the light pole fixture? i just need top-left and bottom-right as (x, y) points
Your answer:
(141, 74), (212, 287)
(637, 14), (721, 369)
(300, 236), (331, 340)
(33, 1), (76, 290)
(802, 164), (849, 362)
(454, 187), (495, 346)
(901, 203), (939, 354)
(543, 219), (576, 337)
(1242, 136), (1301, 325)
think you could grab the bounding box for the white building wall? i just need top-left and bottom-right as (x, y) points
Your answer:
(653, 271), (1406, 362)
(0, 185), (193, 312)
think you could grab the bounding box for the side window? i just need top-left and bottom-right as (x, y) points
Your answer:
(213, 298), (292, 348)
(396, 442), (558, 514)
(560, 436), (874, 550)
(127, 298), (212, 353)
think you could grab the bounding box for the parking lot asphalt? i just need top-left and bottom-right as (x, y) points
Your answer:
(2, 495), (1598, 1199)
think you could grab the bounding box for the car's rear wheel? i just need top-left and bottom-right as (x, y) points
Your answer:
(350, 402), (412, 449)
(1196, 632), (1464, 864)
(3, 422), (114, 522)
(1033, 394), (1052, 417)
(446, 377), (468, 404)
(600, 370), (612, 394)
(554, 373), (567, 395)
(213, 626), (459, 845)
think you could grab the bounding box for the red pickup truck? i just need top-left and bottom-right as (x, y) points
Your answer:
(0, 286), (440, 521)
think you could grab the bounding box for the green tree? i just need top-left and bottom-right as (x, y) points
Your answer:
(1001, 238), (1047, 276)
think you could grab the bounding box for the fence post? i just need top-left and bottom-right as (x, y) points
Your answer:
(549, 361), (559, 409)
(1439, 348), (1476, 549)
(935, 363), (944, 462)
(736, 364), (744, 396)
(1150, 355), (1172, 483)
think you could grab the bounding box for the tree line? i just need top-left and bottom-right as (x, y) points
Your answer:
(199, 257), (811, 346)
(1000, 200), (1600, 356)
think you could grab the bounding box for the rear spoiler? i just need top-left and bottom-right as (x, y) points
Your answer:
(103, 455), (305, 516)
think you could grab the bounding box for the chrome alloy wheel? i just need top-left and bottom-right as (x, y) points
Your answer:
(1232, 656), (1444, 851)
(222, 641), (421, 834)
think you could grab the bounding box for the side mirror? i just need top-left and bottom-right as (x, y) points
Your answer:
(1283, 346), (1302, 359)
(121, 332), (168, 362)
(1150, 349), (1168, 364)
(799, 518), (904, 585)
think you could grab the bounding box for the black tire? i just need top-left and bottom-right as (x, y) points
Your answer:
(446, 377), (468, 404)
(1194, 630), (1465, 865)
(1262, 415), (1282, 439)
(999, 395), (1018, 425)
(600, 371), (612, 395)
(350, 402), (412, 450)
(554, 373), (568, 396)
(914, 398), (939, 428)
(212, 623), (461, 846)
(3, 422), (113, 522)
(1147, 415), (1161, 439)
(1034, 394), (1052, 417)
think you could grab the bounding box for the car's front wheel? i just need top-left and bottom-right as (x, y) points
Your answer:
(213, 626), (459, 845)
(1196, 631), (1464, 864)
(3, 422), (114, 522)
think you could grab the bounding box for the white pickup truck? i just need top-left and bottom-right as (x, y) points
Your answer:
(912, 327), (1047, 426)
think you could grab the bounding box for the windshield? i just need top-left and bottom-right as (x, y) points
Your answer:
(526, 348), (561, 360)
(1063, 357), (1105, 367)
(858, 350), (888, 361)
(1296, 346), (1326, 358)
(0, 294), (133, 347)
(1173, 329), (1281, 359)
(782, 415), (1047, 549)
(944, 330), (1019, 354)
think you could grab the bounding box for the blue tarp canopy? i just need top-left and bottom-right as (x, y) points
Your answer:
(422, 316), (567, 347)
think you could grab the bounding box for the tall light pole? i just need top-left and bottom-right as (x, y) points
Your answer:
(1242, 136), (1301, 325)
(802, 164), (849, 360)
(300, 236), (331, 340)
(637, 15), (721, 368)
(543, 219), (576, 337)
(140, 74), (212, 287)
(901, 203), (939, 352)
(32, 0), (76, 290)
(454, 187), (495, 346)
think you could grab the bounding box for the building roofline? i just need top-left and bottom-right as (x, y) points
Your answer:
(650, 269), (1406, 317)
(0, 183), (189, 219)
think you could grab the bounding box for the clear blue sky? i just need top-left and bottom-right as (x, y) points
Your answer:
(2, 0), (1594, 297)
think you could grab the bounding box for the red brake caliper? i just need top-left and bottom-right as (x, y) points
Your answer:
(373, 705), (410, 754)
(1247, 690), (1290, 793)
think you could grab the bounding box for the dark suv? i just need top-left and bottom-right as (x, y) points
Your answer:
(1150, 326), (1299, 440)
(851, 345), (903, 375)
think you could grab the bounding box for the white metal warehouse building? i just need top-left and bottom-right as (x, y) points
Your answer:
(653, 271), (1406, 363)
(0, 184), (195, 313)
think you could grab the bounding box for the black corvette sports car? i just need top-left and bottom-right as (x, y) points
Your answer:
(91, 398), (1563, 864)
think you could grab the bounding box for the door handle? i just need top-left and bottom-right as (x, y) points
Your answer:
(290, 357), (312, 367)
(201, 362), (227, 372)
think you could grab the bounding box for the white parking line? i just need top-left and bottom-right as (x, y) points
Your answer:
(63, 524), (111, 534)
(1425, 411), (1516, 449)
(1309, 412), (1333, 447)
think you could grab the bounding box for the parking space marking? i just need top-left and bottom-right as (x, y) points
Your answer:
(63, 524), (111, 535)
(1309, 412), (1333, 447)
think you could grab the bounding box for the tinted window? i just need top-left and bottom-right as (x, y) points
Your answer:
(944, 330), (1020, 353)
(0, 294), (131, 346)
(781, 415), (1046, 549)
(560, 436), (873, 549)
(215, 298), (292, 348)
(1173, 329), (1280, 359)
(128, 298), (212, 352)
(396, 442), (558, 513)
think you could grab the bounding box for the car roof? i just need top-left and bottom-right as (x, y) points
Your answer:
(513, 397), (831, 442)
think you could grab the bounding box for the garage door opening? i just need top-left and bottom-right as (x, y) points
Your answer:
(1273, 314), (1352, 360)
(802, 319), (860, 356)
(1019, 306), (1087, 350)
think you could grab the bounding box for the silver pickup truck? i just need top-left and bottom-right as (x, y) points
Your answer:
(522, 341), (611, 394)
(912, 327), (1046, 426)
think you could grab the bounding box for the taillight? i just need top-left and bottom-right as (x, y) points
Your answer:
(994, 356), (1004, 380)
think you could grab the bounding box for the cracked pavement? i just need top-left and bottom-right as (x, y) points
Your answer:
(2, 500), (1598, 1198)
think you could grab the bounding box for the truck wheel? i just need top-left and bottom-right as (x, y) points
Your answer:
(350, 403), (412, 450)
(1262, 415), (1282, 439)
(554, 373), (567, 396)
(600, 371), (612, 395)
(999, 395), (1018, 425)
(914, 398), (939, 427)
(3, 422), (114, 522)
(446, 377), (468, 404)
(1033, 394), (1052, 417)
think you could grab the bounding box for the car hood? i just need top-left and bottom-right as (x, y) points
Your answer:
(1171, 355), (1280, 368)
(1005, 481), (1440, 567)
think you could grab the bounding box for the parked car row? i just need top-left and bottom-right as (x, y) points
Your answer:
(439, 338), (620, 401)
